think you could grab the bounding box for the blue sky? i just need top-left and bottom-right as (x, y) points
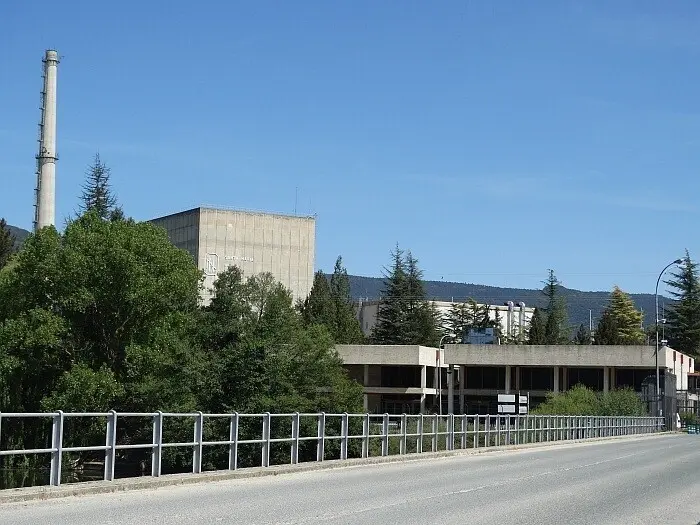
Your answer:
(2, 1), (699, 294)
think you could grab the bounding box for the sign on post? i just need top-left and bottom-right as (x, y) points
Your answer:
(497, 393), (529, 414)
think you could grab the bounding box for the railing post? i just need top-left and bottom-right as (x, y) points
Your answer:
(341, 413), (349, 460)
(104, 410), (117, 482)
(362, 414), (370, 458)
(473, 416), (478, 449)
(193, 411), (204, 474)
(229, 413), (239, 470)
(432, 414), (438, 452)
(417, 414), (424, 454)
(50, 410), (64, 486)
(262, 412), (271, 467)
(461, 415), (467, 449)
(381, 413), (389, 456)
(151, 411), (163, 477)
(291, 412), (300, 465)
(400, 414), (407, 455)
(316, 412), (326, 462)
(486, 416), (491, 447)
(448, 414), (455, 451)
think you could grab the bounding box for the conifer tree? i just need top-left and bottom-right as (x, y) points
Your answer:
(329, 256), (364, 344)
(665, 251), (700, 356)
(300, 271), (335, 328)
(0, 218), (15, 270)
(574, 323), (591, 344)
(79, 153), (119, 220)
(595, 286), (644, 345)
(371, 246), (408, 344)
(542, 270), (569, 344)
(527, 307), (546, 344)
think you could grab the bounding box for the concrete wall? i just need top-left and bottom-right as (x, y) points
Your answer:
(445, 344), (662, 368)
(336, 345), (444, 367)
(152, 207), (315, 304)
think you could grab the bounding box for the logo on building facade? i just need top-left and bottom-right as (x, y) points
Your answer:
(204, 253), (219, 276)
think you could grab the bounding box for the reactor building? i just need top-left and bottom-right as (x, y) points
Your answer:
(151, 206), (316, 304)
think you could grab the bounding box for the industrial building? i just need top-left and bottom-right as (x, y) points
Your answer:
(335, 344), (697, 419)
(151, 207), (316, 304)
(356, 300), (535, 342)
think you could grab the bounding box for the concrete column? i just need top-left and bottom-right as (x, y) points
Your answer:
(505, 366), (512, 394)
(609, 367), (615, 390)
(459, 366), (466, 414)
(420, 365), (427, 414)
(562, 367), (568, 392)
(603, 366), (609, 393)
(363, 364), (369, 410)
(515, 366), (521, 391)
(447, 365), (454, 414)
(553, 366), (560, 393)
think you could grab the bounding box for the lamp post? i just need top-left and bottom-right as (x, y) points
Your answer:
(437, 334), (453, 415)
(656, 259), (683, 418)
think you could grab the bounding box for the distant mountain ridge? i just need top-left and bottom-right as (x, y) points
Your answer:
(345, 274), (663, 329)
(6, 223), (663, 329)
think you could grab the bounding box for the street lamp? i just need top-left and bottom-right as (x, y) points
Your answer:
(437, 334), (455, 415)
(656, 259), (683, 418)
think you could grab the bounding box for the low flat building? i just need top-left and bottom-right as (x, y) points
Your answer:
(338, 345), (446, 414)
(336, 343), (696, 417)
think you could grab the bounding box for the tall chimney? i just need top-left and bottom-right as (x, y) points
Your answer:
(34, 49), (59, 231)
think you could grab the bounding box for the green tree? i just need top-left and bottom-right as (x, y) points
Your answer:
(300, 270), (335, 328)
(371, 246), (441, 346)
(0, 218), (15, 270)
(371, 245), (408, 345)
(665, 251), (700, 356)
(574, 323), (591, 344)
(329, 256), (364, 344)
(595, 287), (645, 345)
(542, 270), (569, 344)
(79, 153), (119, 220)
(527, 307), (546, 344)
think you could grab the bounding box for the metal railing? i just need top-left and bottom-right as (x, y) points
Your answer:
(0, 412), (663, 488)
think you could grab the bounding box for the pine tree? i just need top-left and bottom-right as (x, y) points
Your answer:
(542, 270), (569, 344)
(527, 307), (546, 344)
(79, 153), (119, 219)
(0, 218), (16, 270)
(329, 256), (364, 344)
(300, 271), (335, 329)
(665, 251), (700, 357)
(595, 286), (645, 345)
(371, 245), (408, 345)
(594, 308), (619, 345)
(446, 301), (471, 340)
(371, 246), (441, 346)
(574, 323), (591, 344)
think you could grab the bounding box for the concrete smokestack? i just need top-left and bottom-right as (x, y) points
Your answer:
(34, 49), (59, 231)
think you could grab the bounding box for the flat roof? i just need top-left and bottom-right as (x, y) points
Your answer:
(336, 345), (444, 367)
(150, 206), (315, 222)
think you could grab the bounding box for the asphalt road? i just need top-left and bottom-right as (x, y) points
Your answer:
(1, 434), (699, 525)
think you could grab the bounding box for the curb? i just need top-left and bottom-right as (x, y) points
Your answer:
(0, 432), (678, 504)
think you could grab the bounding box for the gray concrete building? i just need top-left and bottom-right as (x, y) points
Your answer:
(335, 344), (697, 416)
(151, 207), (315, 304)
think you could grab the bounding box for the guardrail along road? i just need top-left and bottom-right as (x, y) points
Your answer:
(1, 434), (698, 525)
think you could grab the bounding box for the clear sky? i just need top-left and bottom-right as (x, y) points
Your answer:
(2, 1), (699, 294)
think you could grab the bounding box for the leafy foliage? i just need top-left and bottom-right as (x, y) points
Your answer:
(542, 270), (570, 344)
(527, 307), (546, 344)
(574, 323), (591, 345)
(0, 218), (15, 270)
(533, 385), (646, 416)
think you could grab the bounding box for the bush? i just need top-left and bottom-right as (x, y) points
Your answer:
(532, 385), (647, 416)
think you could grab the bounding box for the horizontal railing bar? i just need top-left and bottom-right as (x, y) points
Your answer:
(62, 413), (110, 418)
(161, 442), (197, 448)
(114, 444), (157, 450)
(0, 448), (56, 456)
(61, 445), (110, 453)
(0, 413), (56, 418)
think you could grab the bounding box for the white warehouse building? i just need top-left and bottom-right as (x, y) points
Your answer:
(357, 300), (535, 342)
(151, 206), (316, 304)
